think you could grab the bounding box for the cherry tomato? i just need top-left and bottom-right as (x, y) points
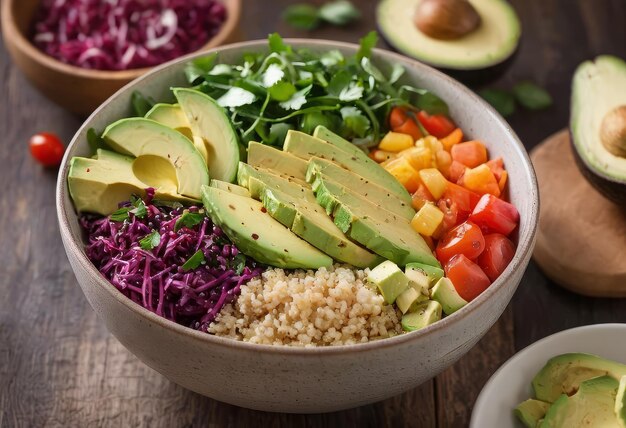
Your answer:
(417, 111), (456, 139)
(469, 194), (520, 236)
(436, 221), (485, 264)
(29, 132), (64, 167)
(389, 106), (409, 129)
(441, 182), (480, 221)
(478, 234), (516, 282)
(445, 254), (491, 302)
(437, 198), (460, 236)
(393, 117), (423, 141)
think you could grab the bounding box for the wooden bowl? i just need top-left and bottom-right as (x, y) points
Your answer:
(1, 0), (241, 116)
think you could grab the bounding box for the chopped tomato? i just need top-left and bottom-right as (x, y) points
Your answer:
(445, 254), (491, 302)
(448, 160), (467, 183)
(440, 128), (463, 151)
(389, 106), (409, 129)
(417, 111), (456, 138)
(436, 198), (460, 236)
(469, 194), (520, 236)
(451, 141), (488, 168)
(461, 164), (501, 197)
(29, 132), (65, 167)
(478, 234), (516, 282)
(486, 157), (505, 181)
(441, 182), (480, 221)
(436, 221), (485, 264)
(411, 184), (435, 210)
(393, 117), (423, 141)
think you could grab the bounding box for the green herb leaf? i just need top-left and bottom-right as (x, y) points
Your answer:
(129, 196), (147, 219)
(182, 250), (205, 271)
(139, 230), (161, 251)
(340, 106), (370, 138)
(152, 200), (184, 209)
(262, 63), (285, 87)
(282, 4), (320, 30)
(360, 57), (386, 82)
(184, 53), (217, 84)
(230, 253), (247, 275)
(109, 207), (130, 222)
(327, 70), (353, 97)
(414, 92), (449, 116)
(174, 210), (205, 232)
(318, 0), (360, 25)
(217, 87), (256, 108)
(268, 123), (294, 144)
(86, 128), (108, 153)
(479, 88), (516, 117)
(320, 50), (344, 67)
(339, 82), (364, 102)
(131, 91), (155, 117)
(279, 85), (312, 110)
(357, 31), (378, 61)
(389, 64), (405, 85)
(512, 81), (552, 110)
(269, 81), (297, 101)
(268, 33), (291, 54)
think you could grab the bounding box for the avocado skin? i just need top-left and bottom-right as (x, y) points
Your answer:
(570, 131), (626, 206)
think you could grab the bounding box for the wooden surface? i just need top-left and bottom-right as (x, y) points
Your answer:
(532, 130), (626, 297)
(1, 1), (625, 427)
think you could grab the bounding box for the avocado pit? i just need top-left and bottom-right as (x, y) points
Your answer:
(600, 105), (626, 158)
(414, 0), (481, 40)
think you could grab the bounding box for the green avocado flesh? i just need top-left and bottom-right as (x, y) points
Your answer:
(616, 376), (626, 427)
(571, 55), (626, 182)
(102, 117), (209, 200)
(431, 277), (467, 315)
(209, 179), (250, 198)
(201, 186), (332, 269)
(377, 0), (521, 70)
(540, 376), (621, 428)
(145, 103), (193, 139)
(247, 141), (309, 184)
(514, 399), (551, 428)
(401, 300), (442, 332)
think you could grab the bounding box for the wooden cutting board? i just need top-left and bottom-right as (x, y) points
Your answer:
(531, 130), (626, 297)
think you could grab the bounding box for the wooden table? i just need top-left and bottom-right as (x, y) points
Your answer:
(1, 1), (625, 426)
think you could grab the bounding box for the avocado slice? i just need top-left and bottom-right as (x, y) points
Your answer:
(247, 141), (309, 184)
(174, 88), (240, 183)
(616, 376), (626, 427)
(532, 353), (626, 403)
(376, 0), (521, 81)
(284, 130), (411, 202)
(431, 277), (468, 315)
(368, 260), (410, 304)
(307, 157), (415, 220)
(201, 186), (332, 269)
(209, 179), (250, 198)
(396, 287), (428, 314)
(539, 376), (621, 428)
(310, 174), (439, 267)
(405, 262), (444, 288)
(101, 118), (209, 200)
(401, 300), (442, 332)
(514, 399), (551, 428)
(571, 56), (626, 205)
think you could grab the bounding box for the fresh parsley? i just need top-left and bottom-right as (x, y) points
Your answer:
(283, 0), (360, 30)
(174, 210), (205, 232)
(109, 195), (148, 222)
(182, 250), (205, 271)
(139, 230), (161, 251)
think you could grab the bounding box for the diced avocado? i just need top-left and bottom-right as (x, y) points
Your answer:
(431, 277), (468, 316)
(514, 399), (551, 428)
(396, 287), (422, 314)
(247, 141), (308, 183)
(405, 262), (445, 287)
(201, 186), (332, 269)
(401, 300), (442, 332)
(209, 179), (250, 198)
(532, 353), (626, 403)
(368, 260), (410, 304)
(616, 376), (626, 428)
(284, 130), (411, 202)
(174, 88), (240, 183)
(311, 174), (439, 267)
(306, 157), (415, 220)
(404, 266), (431, 294)
(540, 376), (620, 428)
(102, 118), (208, 200)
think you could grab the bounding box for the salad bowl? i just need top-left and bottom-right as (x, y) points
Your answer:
(56, 39), (538, 413)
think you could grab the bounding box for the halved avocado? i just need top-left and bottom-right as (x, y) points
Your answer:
(376, 0), (521, 83)
(571, 55), (626, 206)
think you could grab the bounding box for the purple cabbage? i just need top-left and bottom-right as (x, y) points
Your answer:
(80, 190), (262, 331)
(32, 0), (227, 71)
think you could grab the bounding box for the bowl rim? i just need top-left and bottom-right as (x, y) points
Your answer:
(0, 0), (241, 80)
(56, 38), (539, 356)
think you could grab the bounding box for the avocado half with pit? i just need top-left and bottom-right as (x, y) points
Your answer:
(571, 55), (626, 206)
(376, 0), (521, 84)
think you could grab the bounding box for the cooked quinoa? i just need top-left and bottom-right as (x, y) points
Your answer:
(208, 265), (402, 346)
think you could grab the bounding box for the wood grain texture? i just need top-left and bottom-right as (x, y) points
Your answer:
(1, 0), (625, 427)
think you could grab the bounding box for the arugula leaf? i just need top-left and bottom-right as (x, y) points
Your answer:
(318, 0), (360, 25)
(268, 33), (291, 54)
(357, 31), (378, 61)
(279, 85), (312, 110)
(139, 230), (161, 251)
(86, 128), (108, 154)
(217, 87), (256, 108)
(340, 106), (370, 138)
(512, 81), (552, 110)
(479, 88), (516, 117)
(184, 54), (217, 84)
(131, 91), (155, 117)
(174, 210), (205, 232)
(282, 4), (320, 30)
(109, 207), (130, 222)
(182, 250), (205, 271)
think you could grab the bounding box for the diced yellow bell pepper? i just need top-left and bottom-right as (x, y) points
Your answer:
(384, 156), (421, 193)
(416, 136), (443, 153)
(462, 164), (501, 197)
(411, 203), (444, 237)
(399, 146), (433, 171)
(419, 168), (448, 199)
(440, 128), (463, 151)
(379, 132), (414, 152)
(435, 149), (452, 178)
(369, 149), (397, 163)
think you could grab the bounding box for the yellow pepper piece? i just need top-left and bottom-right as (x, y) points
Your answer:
(411, 203), (444, 237)
(419, 168), (448, 199)
(379, 132), (415, 152)
(384, 156), (421, 193)
(399, 146), (433, 171)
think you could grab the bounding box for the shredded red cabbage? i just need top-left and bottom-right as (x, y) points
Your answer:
(32, 0), (227, 71)
(80, 190), (262, 331)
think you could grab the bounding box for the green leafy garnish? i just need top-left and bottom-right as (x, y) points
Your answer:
(229, 253), (247, 275)
(174, 210), (205, 232)
(182, 250), (205, 271)
(479, 88), (516, 117)
(110, 207), (131, 222)
(184, 53), (217, 85)
(512, 81), (553, 110)
(340, 106), (370, 138)
(283, 1), (360, 30)
(268, 33), (291, 54)
(131, 91), (156, 117)
(129, 195), (147, 218)
(357, 31), (378, 61)
(139, 230), (161, 251)
(86, 128), (108, 153)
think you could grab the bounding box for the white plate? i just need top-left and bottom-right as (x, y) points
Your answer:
(470, 323), (626, 428)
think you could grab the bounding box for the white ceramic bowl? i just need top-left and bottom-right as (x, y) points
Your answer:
(471, 324), (626, 427)
(56, 39), (538, 413)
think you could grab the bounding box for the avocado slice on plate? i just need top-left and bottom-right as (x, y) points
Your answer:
(101, 118), (209, 200)
(571, 55), (626, 205)
(174, 88), (240, 183)
(201, 186), (332, 269)
(209, 179), (250, 198)
(616, 376), (626, 428)
(514, 399), (551, 428)
(247, 141), (309, 184)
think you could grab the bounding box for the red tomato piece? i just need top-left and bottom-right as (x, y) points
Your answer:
(436, 221), (485, 264)
(417, 111), (456, 138)
(478, 234), (516, 282)
(441, 182), (480, 221)
(450, 141), (488, 168)
(29, 132), (65, 167)
(437, 198), (460, 236)
(445, 254), (491, 302)
(486, 157), (505, 182)
(411, 184), (435, 210)
(469, 194), (520, 236)
(448, 160), (467, 183)
(394, 118), (423, 141)
(389, 106), (409, 129)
